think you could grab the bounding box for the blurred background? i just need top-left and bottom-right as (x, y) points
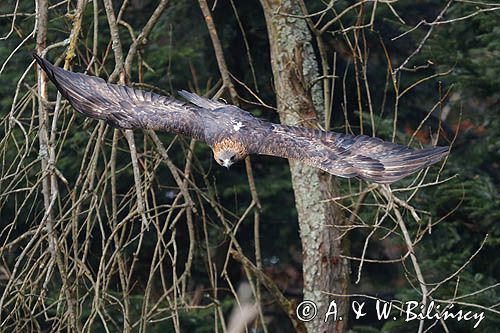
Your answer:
(0, 0), (499, 332)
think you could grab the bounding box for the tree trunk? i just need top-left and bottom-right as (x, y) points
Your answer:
(259, 1), (350, 332)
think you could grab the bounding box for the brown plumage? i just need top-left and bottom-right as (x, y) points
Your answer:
(34, 54), (449, 183)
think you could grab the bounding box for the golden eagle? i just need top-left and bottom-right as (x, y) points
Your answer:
(34, 54), (448, 184)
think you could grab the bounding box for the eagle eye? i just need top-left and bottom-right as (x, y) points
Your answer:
(230, 155), (235, 161)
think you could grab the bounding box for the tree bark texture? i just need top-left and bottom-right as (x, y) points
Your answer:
(259, 1), (350, 332)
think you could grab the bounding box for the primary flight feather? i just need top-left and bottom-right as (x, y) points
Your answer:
(33, 54), (448, 184)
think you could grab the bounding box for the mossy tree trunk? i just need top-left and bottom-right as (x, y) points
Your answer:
(260, 1), (350, 332)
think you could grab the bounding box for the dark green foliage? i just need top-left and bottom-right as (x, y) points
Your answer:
(1, 0), (499, 332)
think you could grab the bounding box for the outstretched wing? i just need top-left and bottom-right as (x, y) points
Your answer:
(176, 91), (449, 183)
(249, 124), (448, 184)
(33, 54), (206, 141)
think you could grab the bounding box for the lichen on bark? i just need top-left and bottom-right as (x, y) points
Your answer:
(260, 1), (350, 332)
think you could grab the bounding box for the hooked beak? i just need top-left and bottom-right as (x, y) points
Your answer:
(222, 159), (231, 169)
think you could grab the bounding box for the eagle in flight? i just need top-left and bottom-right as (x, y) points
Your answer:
(34, 54), (448, 184)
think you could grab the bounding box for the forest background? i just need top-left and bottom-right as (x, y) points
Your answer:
(0, 0), (499, 332)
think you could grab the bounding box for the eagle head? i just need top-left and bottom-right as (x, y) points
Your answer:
(212, 138), (247, 169)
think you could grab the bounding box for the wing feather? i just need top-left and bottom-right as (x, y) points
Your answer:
(34, 57), (449, 183)
(251, 124), (448, 184)
(34, 54), (206, 140)
(178, 90), (226, 110)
